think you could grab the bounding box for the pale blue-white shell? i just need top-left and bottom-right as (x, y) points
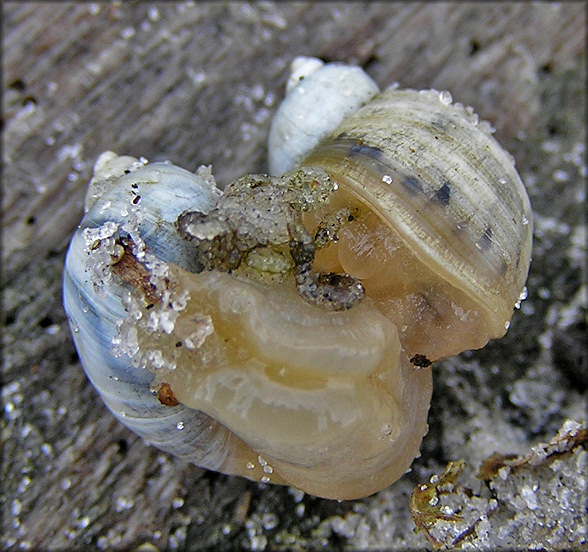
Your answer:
(63, 160), (244, 469)
(268, 57), (380, 175)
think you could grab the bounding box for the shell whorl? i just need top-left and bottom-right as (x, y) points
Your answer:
(63, 161), (257, 475)
(268, 58), (380, 176)
(302, 88), (533, 339)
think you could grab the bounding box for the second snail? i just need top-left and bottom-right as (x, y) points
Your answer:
(63, 57), (533, 500)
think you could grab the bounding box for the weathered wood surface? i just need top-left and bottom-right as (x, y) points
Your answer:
(2, 3), (585, 550)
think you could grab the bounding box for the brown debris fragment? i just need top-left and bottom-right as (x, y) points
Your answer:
(110, 239), (161, 305)
(154, 382), (180, 407)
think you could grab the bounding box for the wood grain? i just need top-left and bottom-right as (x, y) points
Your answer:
(2, 3), (585, 550)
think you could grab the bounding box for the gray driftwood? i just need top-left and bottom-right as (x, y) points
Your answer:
(2, 3), (585, 550)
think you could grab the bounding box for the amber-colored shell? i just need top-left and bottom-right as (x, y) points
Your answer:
(301, 88), (532, 359)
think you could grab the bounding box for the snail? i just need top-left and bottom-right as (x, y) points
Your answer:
(63, 57), (532, 500)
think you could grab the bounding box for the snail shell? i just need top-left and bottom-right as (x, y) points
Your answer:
(270, 58), (533, 363)
(63, 58), (532, 500)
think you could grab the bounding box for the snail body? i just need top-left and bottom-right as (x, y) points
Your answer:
(63, 58), (532, 500)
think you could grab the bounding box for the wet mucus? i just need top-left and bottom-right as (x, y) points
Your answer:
(169, 167), (366, 311)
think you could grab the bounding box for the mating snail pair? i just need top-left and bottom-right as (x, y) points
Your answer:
(63, 57), (532, 500)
